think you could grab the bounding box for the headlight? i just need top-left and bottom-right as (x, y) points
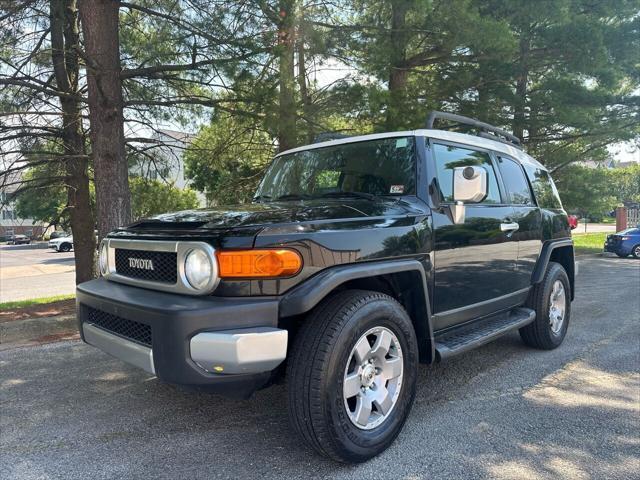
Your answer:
(99, 241), (109, 275)
(184, 249), (214, 290)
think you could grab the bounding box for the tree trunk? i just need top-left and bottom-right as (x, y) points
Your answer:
(513, 35), (530, 142)
(386, 0), (410, 131)
(79, 0), (131, 239)
(297, 33), (314, 144)
(277, 0), (297, 152)
(50, 0), (95, 283)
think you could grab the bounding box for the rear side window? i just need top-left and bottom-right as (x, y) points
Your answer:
(497, 157), (533, 205)
(523, 165), (563, 209)
(432, 144), (501, 204)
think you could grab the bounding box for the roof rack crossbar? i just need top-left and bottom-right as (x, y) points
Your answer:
(425, 111), (522, 149)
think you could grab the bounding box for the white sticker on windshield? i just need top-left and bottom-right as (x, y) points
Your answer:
(395, 138), (408, 148)
(390, 185), (405, 194)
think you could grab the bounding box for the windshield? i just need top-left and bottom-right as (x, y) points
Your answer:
(254, 136), (416, 201)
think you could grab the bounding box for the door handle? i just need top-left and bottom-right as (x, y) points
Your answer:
(500, 222), (519, 232)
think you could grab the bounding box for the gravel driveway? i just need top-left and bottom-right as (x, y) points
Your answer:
(1, 256), (638, 480)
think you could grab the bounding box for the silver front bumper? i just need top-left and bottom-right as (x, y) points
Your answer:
(190, 328), (288, 374)
(83, 323), (155, 374)
(83, 323), (287, 376)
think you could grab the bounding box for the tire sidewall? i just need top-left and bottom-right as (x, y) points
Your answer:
(542, 265), (571, 347)
(322, 298), (418, 460)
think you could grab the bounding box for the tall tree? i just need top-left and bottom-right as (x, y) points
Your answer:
(1, 0), (96, 282)
(79, 0), (131, 239)
(276, 0), (298, 151)
(49, 0), (95, 281)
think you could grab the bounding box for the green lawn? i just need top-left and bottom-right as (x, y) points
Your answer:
(0, 294), (75, 311)
(572, 232), (607, 256)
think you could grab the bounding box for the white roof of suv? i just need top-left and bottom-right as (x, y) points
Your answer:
(277, 129), (544, 170)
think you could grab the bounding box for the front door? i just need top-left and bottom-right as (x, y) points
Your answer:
(429, 142), (519, 330)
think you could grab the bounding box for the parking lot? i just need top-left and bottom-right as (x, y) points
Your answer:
(1, 256), (639, 480)
(0, 246), (75, 302)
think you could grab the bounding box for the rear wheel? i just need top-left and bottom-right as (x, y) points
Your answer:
(287, 290), (418, 463)
(520, 262), (571, 350)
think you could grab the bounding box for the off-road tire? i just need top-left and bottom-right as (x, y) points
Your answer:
(287, 290), (418, 463)
(519, 262), (570, 350)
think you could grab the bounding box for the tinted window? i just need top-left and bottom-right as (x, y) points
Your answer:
(255, 137), (416, 199)
(497, 157), (533, 205)
(433, 143), (501, 204)
(523, 165), (563, 209)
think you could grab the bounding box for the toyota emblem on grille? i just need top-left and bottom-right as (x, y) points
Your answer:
(128, 257), (154, 270)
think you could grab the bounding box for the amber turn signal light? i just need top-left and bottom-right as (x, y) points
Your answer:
(216, 249), (302, 278)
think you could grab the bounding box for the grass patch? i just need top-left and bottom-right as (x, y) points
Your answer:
(572, 232), (607, 255)
(0, 294), (75, 311)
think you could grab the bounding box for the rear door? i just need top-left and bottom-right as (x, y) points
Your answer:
(495, 155), (542, 290)
(429, 142), (520, 330)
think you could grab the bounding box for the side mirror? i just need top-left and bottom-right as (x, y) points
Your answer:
(453, 166), (487, 203)
(448, 166), (488, 225)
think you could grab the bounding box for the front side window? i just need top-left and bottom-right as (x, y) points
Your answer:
(255, 137), (416, 200)
(523, 165), (563, 209)
(432, 143), (501, 204)
(497, 156), (533, 205)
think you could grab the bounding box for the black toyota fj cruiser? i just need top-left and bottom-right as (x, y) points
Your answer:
(77, 112), (574, 463)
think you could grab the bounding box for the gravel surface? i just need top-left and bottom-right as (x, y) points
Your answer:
(1, 256), (638, 479)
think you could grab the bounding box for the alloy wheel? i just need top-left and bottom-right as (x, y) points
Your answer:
(343, 326), (403, 430)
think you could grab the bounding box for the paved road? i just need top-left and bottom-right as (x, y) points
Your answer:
(1, 257), (639, 480)
(0, 246), (75, 302)
(574, 223), (617, 234)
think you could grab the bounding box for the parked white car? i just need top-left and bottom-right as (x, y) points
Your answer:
(48, 235), (73, 252)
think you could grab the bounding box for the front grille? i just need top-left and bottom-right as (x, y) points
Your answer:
(115, 248), (177, 284)
(86, 307), (152, 347)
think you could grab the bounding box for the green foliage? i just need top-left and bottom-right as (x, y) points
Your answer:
(554, 164), (640, 218)
(15, 165), (71, 230)
(129, 177), (200, 220)
(184, 113), (275, 205)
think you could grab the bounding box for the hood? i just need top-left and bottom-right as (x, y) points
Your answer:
(125, 198), (421, 231)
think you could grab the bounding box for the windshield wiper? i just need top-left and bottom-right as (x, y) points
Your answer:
(275, 193), (312, 201)
(319, 191), (377, 201)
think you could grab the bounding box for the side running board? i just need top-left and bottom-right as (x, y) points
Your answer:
(434, 307), (535, 361)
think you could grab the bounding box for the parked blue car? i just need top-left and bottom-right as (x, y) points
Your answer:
(604, 227), (640, 258)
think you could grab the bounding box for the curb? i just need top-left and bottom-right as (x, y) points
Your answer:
(0, 243), (49, 250)
(0, 314), (78, 350)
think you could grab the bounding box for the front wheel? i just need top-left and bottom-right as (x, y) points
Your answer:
(520, 262), (571, 350)
(59, 243), (71, 252)
(287, 290), (418, 463)
(632, 245), (640, 259)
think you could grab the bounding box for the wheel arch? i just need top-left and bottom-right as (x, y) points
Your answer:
(279, 260), (435, 364)
(532, 239), (575, 300)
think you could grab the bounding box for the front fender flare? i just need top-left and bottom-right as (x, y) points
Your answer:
(279, 259), (435, 362)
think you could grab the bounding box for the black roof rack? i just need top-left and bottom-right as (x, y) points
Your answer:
(313, 132), (352, 143)
(425, 111), (522, 149)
